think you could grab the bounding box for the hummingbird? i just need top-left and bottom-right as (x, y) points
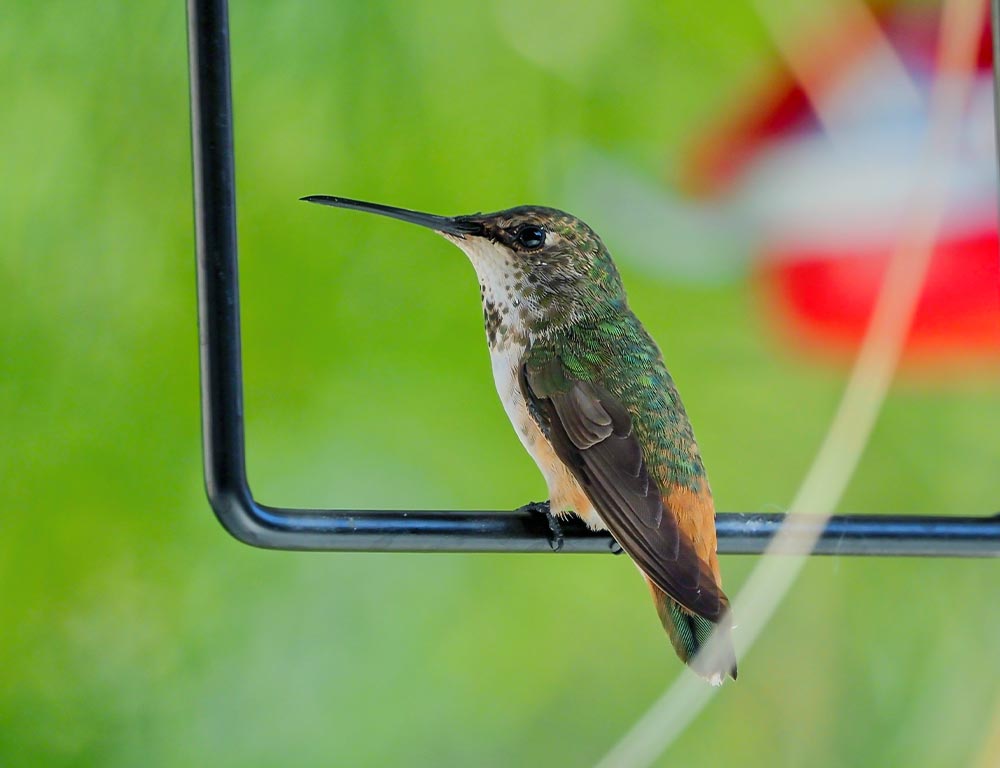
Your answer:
(303, 195), (737, 684)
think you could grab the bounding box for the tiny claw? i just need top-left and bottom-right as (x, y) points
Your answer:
(609, 538), (624, 555)
(545, 513), (565, 552)
(517, 500), (565, 552)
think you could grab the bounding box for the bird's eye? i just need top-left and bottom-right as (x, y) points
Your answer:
(515, 225), (545, 250)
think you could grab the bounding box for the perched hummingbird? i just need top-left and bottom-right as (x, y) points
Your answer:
(304, 195), (736, 684)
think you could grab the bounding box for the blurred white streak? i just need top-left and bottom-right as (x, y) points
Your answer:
(972, 690), (1000, 767)
(754, 0), (922, 143)
(558, 151), (749, 283)
(594, 1), (988, 766)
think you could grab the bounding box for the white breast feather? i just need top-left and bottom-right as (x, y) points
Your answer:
(446, 233), (604, 529)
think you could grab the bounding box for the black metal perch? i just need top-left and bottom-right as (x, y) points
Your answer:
(187, 0), (1000, 558)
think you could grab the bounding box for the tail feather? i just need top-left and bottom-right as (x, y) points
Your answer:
(647, 578), (737, 685)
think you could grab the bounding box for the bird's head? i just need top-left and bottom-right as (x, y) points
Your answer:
(303, 195), (626, 340)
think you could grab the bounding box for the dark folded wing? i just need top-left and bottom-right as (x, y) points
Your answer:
(521, 358), (724, 621)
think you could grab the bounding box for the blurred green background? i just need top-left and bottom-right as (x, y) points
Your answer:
(2, 1), (998, 766)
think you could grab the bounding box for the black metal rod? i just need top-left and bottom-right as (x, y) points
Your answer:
(187, 0), (1000, 559)
(188, 0), (254, 528)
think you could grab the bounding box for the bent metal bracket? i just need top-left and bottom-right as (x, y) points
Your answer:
(186, 0), (1000, 557)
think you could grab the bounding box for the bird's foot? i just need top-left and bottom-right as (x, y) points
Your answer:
(517, 500), (565, 552)
(609, 538), (624, 555)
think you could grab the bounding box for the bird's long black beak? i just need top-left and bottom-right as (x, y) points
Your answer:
(301, 195), (483, 237)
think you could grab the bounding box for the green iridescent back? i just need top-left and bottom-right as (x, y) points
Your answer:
(527, 305), (708, 496)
